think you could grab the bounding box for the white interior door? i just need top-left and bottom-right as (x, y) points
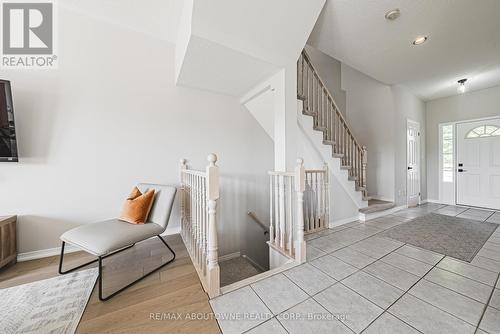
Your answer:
(407, 120), (420, 207)
(457, 118), (500, 210)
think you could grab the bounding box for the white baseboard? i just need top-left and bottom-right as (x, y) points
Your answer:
(424, 199), (441, 204)
(17, 244), (81, 262)
(219, 251), (241, 262)
(359, 205), (407, 222)
(369, 195), (395, 202)
(329, 215), (359, 228)
(17, 226), (182, 262)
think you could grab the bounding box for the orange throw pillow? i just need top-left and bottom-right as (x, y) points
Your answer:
(119, 186), (156, 224)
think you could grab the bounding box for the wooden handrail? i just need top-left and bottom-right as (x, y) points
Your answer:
(247, 212), (269, 235)
(298, 49), (368, 194)
(300, 50), (362, 149)
(305, 169), (327, 173)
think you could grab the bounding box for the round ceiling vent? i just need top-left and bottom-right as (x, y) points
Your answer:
(385, 9), (401, 21)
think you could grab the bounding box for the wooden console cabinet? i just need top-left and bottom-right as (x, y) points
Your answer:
(0, 216), (17, 270)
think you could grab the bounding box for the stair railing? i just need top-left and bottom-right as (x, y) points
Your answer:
(298, 50), (368, 196)
(180, 154), (220, 298)
(247, 211), (269, 235)
(268, 158), (306, 263)
(304, 163), (329, 233)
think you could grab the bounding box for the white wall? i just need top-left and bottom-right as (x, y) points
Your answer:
(0, 6), (273, 256)
(426, 85), (500, 201)
(304, 45), (346, 116)
(342, 68), (427, 205)
(392, 85), (427, 205)
(299, 46), (427, 206)
(297, 126), (359, 222)
(341, 64), (396, 202)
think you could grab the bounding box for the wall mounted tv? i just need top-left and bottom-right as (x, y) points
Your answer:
(0, 80), (18, 162)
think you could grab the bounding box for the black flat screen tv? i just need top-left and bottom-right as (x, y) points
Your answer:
(0, 80), (18, 162)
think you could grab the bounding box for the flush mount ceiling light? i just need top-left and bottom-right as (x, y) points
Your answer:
(412, 36), (428, 45)
(385, 9), (400, 21)
(457, 78), (468, 93)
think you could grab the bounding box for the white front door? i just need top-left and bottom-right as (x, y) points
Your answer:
(407, 120), (420, 207)
(457, 118), (500, 210)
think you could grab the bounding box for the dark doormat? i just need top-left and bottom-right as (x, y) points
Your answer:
(380, 213), (498, 262)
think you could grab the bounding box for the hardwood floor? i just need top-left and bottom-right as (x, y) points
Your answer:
(0, 234), (221, 334)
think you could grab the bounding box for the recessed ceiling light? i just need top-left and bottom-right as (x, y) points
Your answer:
(412, 36), (428, 45)
(385, 9), (400, 21)
(457, 78), (468, 93)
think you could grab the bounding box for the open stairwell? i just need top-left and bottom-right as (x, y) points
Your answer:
(297, 50), (369, 212)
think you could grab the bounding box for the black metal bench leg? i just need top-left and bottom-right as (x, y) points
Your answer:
(98, 235), (176, 301)
(58, 241), (98, 274)
(58, 241), (136, 275)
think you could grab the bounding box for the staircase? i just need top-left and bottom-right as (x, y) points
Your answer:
(297, 49), (369, 204)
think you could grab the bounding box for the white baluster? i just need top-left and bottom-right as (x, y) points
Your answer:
(304, 173), (310, 233)
(180, 159), (187, 239)
(324, 163), (330, 229)
(308, 173), (314, 231)
(189, 174), (194, 258)
(316, 171), (321, 230)
(197, 174), (202, 265)
(274, 175), (280, 246)
(269, 175), (274, 243)
(202, 177), (207, 272)
(279, 175), (286, 250)
(314, 172), (319, 230)
(287, 176), (293, 255)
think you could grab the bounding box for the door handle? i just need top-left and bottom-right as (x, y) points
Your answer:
(458, 169), (467, 172)
(407, 167), (413, 170)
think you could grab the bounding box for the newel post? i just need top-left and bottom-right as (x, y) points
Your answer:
(361, 146), (368, 189)
(295, 158), (306, 263)
(206, 153), (220, 298)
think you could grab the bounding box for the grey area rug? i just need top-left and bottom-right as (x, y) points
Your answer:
(0, 268), (98, 334)
(381, 213), (498, 262)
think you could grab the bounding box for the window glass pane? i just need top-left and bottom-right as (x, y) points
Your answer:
(442, 125), (453, 136)
(443, 154), (453, 166)
(486, 126), (497, 134)
(466, 125), (500, 138)
(443, 171), (453, 183)
(443, 141), (453, 154)
(441, 124), (454, 183)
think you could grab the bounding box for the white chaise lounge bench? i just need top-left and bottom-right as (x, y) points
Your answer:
(58, 183), (177, 301)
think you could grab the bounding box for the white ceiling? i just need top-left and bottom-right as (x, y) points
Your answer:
(61, 0), (183, 43)
(192, 0), (326, 65)
(176, 0), (325, 97)
(308, 0), (500, 101)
